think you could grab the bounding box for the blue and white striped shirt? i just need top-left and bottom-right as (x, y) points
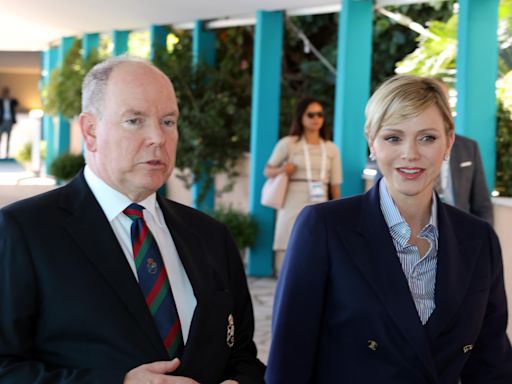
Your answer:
(379, 179), (439, 325)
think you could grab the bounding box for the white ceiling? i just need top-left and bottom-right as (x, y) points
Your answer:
(0, 0), (428, 52)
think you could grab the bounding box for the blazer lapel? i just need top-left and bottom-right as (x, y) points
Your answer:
(339, 185), (437, 380)
(59, 173), (166, 356)
(449, 138), (464, 207)
(157, 197), (213, 368)
(425, 202), (482, 338)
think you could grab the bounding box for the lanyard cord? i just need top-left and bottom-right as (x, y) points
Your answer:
(302, 138), (327, 184)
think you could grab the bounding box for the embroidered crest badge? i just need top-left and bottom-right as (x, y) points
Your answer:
(146, 258), (158, 274)
(226, 314), (235, 348)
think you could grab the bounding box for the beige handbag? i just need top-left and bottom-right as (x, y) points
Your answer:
(260, 172), (289, 209)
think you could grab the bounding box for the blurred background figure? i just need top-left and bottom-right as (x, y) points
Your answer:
(0, 87), (18, 159)
(263, 97), (342, 276)
(433, 78), (493, 224)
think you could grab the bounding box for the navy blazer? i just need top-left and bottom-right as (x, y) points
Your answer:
(266, 183), (512, 383)
(0, 171), (265, 383)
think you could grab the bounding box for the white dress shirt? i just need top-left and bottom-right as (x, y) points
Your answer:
(84, 165), (196, 342)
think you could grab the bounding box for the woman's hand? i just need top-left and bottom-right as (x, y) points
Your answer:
(281, 162), (296, 176)
(264, 163), (296, 178)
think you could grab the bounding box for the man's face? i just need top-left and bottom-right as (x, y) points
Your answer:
(81, 62), (179, 202)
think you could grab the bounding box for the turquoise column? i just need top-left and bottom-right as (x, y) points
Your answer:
(54, 36), (75, 158)
(333, 0), (373, 197)
(247, 11), (284, 276)
(43, 47), (58, 173)
(191, 20), (216, 211)
(112, 30), (130, 56)
(150, 25), (167, 61)
(456, 0), (499, 191)
(150, 25), (169, 197)
(82, 33), (99, 60)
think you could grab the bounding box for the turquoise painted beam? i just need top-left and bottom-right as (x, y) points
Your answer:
(150, 25), (167, 61)
(112, 30), (130, 56)
(247, 11), (284, 277)
(55, 36), (75, 159)
(191, 20), (216, 212)
(43, 47), (59, 173)
(82, 33), (99, 60)
(150, 24), (169, 197)
(456, 0), (499, 191)
(333, 0), (373, 197)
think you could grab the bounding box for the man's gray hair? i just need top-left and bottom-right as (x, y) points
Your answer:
(81, 56), (152, 118)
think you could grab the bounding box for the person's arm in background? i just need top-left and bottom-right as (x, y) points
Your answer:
(329, 141), (342, 199)
(468, 139), (494, 224)
(264, 163), (296, 178)
(264, 137), (296, 179)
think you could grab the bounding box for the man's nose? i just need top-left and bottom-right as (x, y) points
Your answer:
(147, 120), (166, 145)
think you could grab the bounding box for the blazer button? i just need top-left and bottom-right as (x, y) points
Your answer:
(367, 340), (378, 351)
(463, 344), (473, 354)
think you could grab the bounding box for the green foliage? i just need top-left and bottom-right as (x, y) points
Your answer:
(395, 16), (457, 78)
(41, 68), (60, 116)
(496, 103), (512, 196)
(209, 206), (258, 250)
(49, 152), (85, 180)
(372, 0), (456, 90)
(42, 41), (103, 119)
(15, 141), (47, 164)
(153, 27), (253, 203)
(56, 39), (83, 118)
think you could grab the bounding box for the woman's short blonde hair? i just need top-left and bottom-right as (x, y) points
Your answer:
(364, 75), (454, 142)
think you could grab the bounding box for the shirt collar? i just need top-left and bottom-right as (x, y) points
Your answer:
(83, 165), (163, 226)
(379, 178), (438, 233)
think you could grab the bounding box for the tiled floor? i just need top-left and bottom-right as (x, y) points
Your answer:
(247, 277), (276, 364)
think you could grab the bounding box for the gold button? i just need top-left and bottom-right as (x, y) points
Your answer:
(368, 340), (378, 351)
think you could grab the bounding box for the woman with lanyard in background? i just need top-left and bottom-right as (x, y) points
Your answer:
(263, 97), (342, 276)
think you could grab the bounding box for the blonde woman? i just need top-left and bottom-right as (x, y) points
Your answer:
(266, 76), (512, 383)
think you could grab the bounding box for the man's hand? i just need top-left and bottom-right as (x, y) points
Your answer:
(124, 359), (199, 384)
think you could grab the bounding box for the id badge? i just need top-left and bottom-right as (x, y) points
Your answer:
(309, 181), (327, 203)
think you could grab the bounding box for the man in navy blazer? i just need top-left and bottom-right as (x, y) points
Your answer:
(266, 182), (512, 383)
(0, 57), (264, 383)
(444, 134), (493, 223)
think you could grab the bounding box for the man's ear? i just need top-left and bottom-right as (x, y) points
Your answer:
(79, 112), (97, 152)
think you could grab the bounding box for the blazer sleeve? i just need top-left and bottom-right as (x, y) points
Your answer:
(0, 210), (127, 384)
(265, 205), (329, 383)
(459, 225), (512, 383)
(222, 224), (266, 383)
(468, 140), (494, 224)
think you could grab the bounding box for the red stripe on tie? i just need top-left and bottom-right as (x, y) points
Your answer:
(146, 269), (166, 307)
(163, 319), (181, 349)
(133, 223), (148, 256)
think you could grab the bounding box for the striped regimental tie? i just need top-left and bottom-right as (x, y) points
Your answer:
(124, 203), (184, 359)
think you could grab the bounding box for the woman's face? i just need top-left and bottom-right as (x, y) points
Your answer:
(301, 102), (324, 133)
(369, 104), (454, 207)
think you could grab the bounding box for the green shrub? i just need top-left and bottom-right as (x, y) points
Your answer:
(15, 141), (47, 164)
(49, 152), (85, 180)
(209, 206), (258, 250)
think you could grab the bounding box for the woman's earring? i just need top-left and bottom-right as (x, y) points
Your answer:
(444, 153), (450, 161)
(369, 153), (376, 161)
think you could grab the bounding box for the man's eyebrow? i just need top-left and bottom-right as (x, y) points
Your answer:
(122, 109), (145, 116)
